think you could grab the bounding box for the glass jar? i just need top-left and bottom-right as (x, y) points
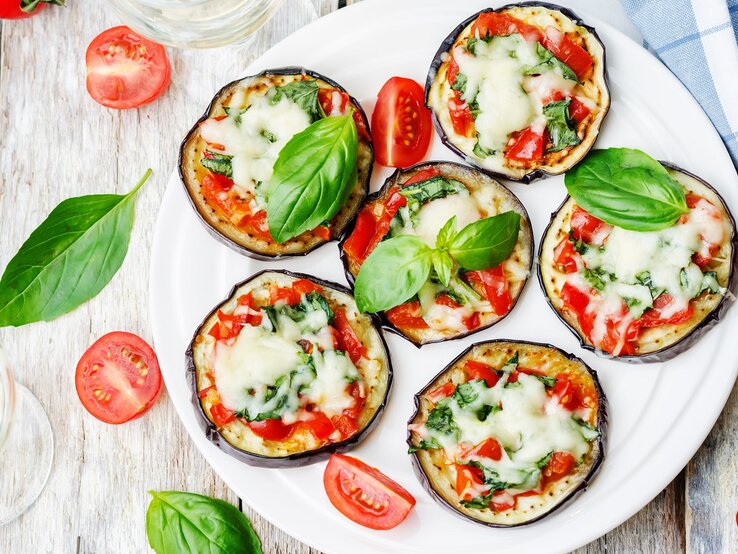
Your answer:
(0, 349), (54, 525)
(107, 0), (286, 48)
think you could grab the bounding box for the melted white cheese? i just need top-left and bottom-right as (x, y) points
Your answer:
(412, 189), (481, 247)
(303, 350), (359, 417)
(199, 94), (311, 199)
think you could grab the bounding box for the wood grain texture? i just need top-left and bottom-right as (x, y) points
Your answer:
(0, 0), (735, 553)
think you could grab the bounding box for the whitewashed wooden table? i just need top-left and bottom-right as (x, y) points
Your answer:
(1, 0), (736, 552)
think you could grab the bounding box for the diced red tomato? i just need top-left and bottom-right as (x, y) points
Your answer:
(543, 451), (576, 483)
(342, 382), (365, 422)
(570, 206), (612, 246)
(241, 209), (272, 242)
(459, 438), (503, 461)
(508, 367), (547, 383)
(198, 385), (215, 399)
(541, 26), (594, 78)
(505, 127), (545, 161)
(208, 294), (262, 340)
(553, 237), (580, 274)
(248, 418), (294, 441)
(314, 226), (331, 241)
(560, 282), (595, 338)
(342, 188), (407, 264)
(210, 403), (235, 428)
(292, 278), (323, 297)
(471, 12), (543, 43)
(491, 491), (516, 512)
(386, 301), (429, 329)
(318, 87), (371, 142)
(201, 173), (238, 217)
(403, 167), (442, 186)
(333, 308), (367, 363)
(436, 294), (461, 308)
(684, 194), (724, 267)
(463, 311), (480, 331)
(455, 464), (487, 502)
(323, 454), (416, 530)
(465, 266), (512, 316)
(303, 411), (336, 440)
(568, 97), (591, 124)
(637, 294), (694, 328)
(552, 377), (583, 410)
(332, 414), (358, 438)
(448, 97), (475, 138)
(427, 382), (457, 403)
(447, 55), (461, 90)
(269, 285), (300, 305)
(464, 360), (500, 387)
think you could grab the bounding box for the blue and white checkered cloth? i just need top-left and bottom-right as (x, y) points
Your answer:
(620, 0), (738, 169)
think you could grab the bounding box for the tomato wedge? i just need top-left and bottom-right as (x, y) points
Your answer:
(85, 26), (171, 109)
(323, 454), (416, 530)
(75, 331), (162, 424)
(371, 77), (433, 167)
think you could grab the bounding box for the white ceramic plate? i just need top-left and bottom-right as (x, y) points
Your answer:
(150, 1), (738, 552)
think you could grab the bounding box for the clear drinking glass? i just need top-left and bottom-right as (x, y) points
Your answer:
(107, 0), (287, 48)
(0, 349), (54, 525)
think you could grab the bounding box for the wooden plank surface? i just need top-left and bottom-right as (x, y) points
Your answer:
(0, 1), (735, 553)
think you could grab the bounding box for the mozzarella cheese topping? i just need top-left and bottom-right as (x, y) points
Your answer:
(412, 188), (481, 247)
(199, 92), (311, 201)
(211, 291), (361, 423)
(415, 362), (596, 496)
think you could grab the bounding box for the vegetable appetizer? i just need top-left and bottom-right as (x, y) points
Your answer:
(540, 149), (737, 361)
(408, 340), (606, 527)
(187, 271), (391, 467)
(341, 162), (533, 346)
(180, 68), (372, 259)
(426, 3), (609, 182)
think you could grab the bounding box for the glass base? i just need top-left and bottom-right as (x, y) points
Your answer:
(0, 384), (53, 525)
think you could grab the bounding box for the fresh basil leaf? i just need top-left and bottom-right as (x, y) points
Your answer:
(699, 271), (720, 295)
(146, 491), (262, 554)
(524, 43), (579, 82)
(261, 305), (279, 332)
(302, 291), (335, 323)
(460, 496), (491, 510)
(477, 404), (500, 421)
(0, 170), (150, 327)
(266, 114), (358, 243)
(448, 211), (521, 270)
(452, 381), (481, 407)
(467, 461), (510, 490)
(201, 151), (233, 178)
(399, 177), (464, 205)
(565, 148), (689, 232)
(544, 99), (581, 153)
(532, 374), (557, 388)
(451, 72), (467, 96)
(583, 267), (614, 291)
(260, 129), (278, 143)
(223, 106), (249, 126)
(425, 404), (458, 436)
(536, 451), (554, 469)
(431, 251), (453, 287)
(271, 79), (323, 122)
(354, 235), (432, 312)
(435, 216), (457, 250)
(572, 416), (600, 440)
(473, 141), (494, 159)
(20, 0), (64, 13)
(408, 437), (442, 453)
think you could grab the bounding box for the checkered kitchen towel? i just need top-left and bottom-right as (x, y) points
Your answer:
(620, 0), (738, 169)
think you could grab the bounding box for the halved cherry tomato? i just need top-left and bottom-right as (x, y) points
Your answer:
(371, 77), (432, 168)
(505, 127), (545, 161)
(403, 167), (441, 186)
(637, 294), (694, 328)
(570, 206), (612, 246)
(553, 237), (580, 274)
(542, 26), (593, 79)
(333, 308), (366, 363)
(427, 382), (456, 403)
(386, 301), (429, 328)
(464, 360), (499, 387)
(75, 331), (162, 424)
(459, 438), (503, 461)
(448, 97), (475, 138)
(455, 464), (486, 502)
(465, 266), (512, 315)
(248, 419), (293, 441)
(323, 454), (416, 530)
(85, 26), (171, 109)
(0, 0), (47, 18)
(471, 12), (543, 43)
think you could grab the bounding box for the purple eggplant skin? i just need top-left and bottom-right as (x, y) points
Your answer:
(185, 269), (393, 468)
(424, 2), (611, 184)
(179, 67), (373, 262)
(406, 339), (608, 527)
(537, 162), (738, 364)
(338, 160), (534, 348)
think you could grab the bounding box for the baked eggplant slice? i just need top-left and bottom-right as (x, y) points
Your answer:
(425, 3), (609, 182)
(539, 163), (737, 362)
(407, 340), (606, 527)
(186, 270), (392, 467)
(340, 161), (533, 346)
(180, 67), (373, 260)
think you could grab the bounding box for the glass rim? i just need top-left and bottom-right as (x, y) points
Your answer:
(0, 350), (15, 452)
